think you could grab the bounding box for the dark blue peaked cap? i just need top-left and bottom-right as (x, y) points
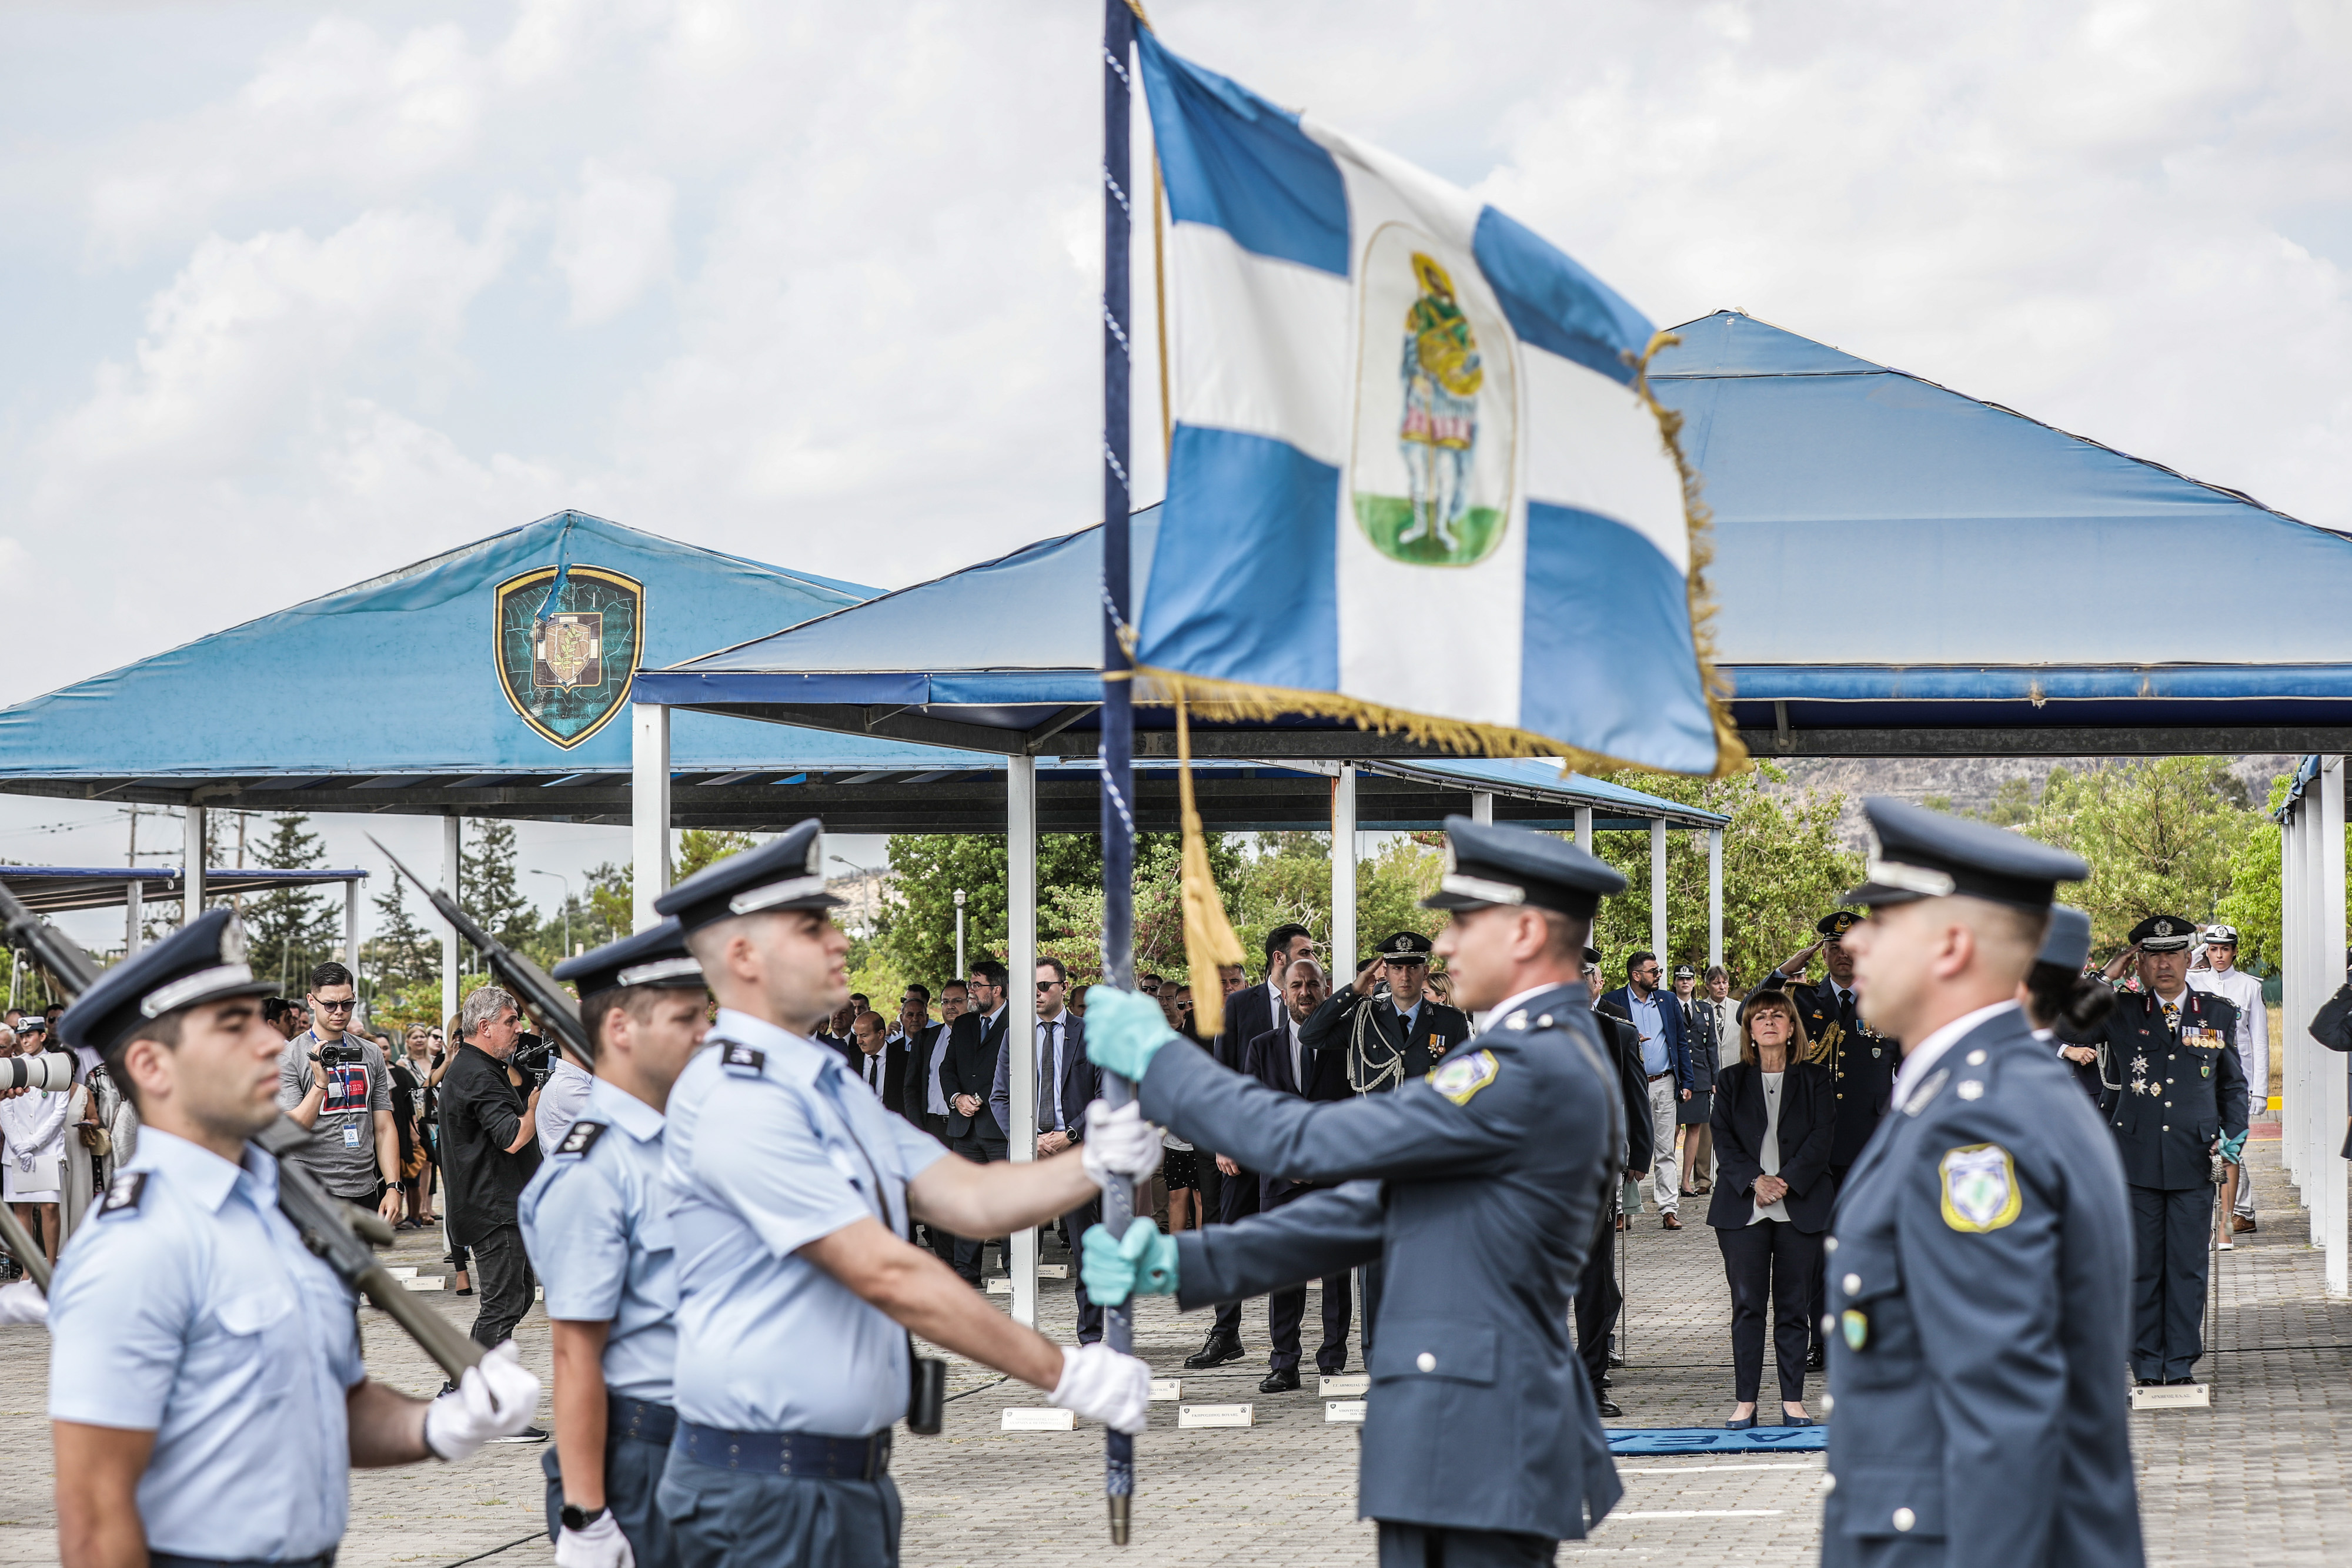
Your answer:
(1421, 815), (1626, 920)
(1847, 797), (2087, 910)
(60, 908), (275, 1056)
(554, 917), (705, 998)
(652, 818), (843, 935)
(2039, 906), (2093, 970)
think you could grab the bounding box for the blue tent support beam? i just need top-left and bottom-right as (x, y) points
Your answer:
(2277, 757), (2347, 1299)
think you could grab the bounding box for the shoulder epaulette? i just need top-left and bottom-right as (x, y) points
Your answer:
(99, 1171), (146, 1216)
(721, 1042), (766, 1075)
(557, 1121), (607, 1157)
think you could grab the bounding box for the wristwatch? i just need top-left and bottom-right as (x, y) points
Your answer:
(560, 1502), (609, 1532)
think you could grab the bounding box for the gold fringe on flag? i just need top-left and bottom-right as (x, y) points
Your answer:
(1170, 680), (1245, 1039)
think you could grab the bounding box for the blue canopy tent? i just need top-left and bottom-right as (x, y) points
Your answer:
(1651, 310), (2352, 757)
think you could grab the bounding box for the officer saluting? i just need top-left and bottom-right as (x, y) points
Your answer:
(519, 918), (710, 1568)
(650, 821), (1160, 1567)
(1301, 930), (1473, 1092)
(2092, 915), (2248, 1388)
(1082, 817), (1629, 1565)
(48, 910), (540, 1568)
(1825, 800), (2139, 1568)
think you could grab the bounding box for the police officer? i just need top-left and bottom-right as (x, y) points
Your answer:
(1081, 816), (1628, 1566)
(1772, 909), (1899, 1369)
(650, 820), (1160, 1568)
(519, 919), (710, 1568)
(2092, 914), (2248, 1387)
(1299, 928), (1471, 1362)
(1825, 799), (2139, 1567)
(48, 910), (541, 1568)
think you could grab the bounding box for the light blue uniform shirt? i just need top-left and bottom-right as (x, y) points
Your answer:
(664, 1009), (947, 1436)
(519, 1075), (679, 1404)
(1629, 989), (1668, 1076)
(49, 1127), (364, 1560)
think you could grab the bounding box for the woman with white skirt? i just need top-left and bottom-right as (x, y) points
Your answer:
(1, 1065), (71, 1270)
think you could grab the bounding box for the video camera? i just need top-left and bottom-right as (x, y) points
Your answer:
(315, 1038), (367, 1071)
(510, 1031), (554, 1086)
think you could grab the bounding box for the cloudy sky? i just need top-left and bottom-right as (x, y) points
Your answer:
(2, 0), (2346, 941)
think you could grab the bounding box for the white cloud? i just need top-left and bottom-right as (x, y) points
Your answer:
(552, 159), (675, 325)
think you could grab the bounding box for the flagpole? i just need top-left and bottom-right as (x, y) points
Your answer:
(1098, 0), (1141, 1546)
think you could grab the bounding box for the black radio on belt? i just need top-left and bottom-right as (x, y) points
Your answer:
(907, 1347), (946, 1435)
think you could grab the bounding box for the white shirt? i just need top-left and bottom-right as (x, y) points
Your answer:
(856, 1045), (887, 1097)
(2187, 966), (2266, 1060)
(1035, 1015), (1069, 1131)
(1286, 1013), (1305, 1092)
(1889, 999), (2023, 1111)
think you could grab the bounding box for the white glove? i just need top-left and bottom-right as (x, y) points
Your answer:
(1080, 1101), (1163, 1186)
(1050, 1341), (1151, 1434)
(555, 1510), (636, 1568)
(422, 1341), (540, 1461)
(0, 1280), (46, 1326)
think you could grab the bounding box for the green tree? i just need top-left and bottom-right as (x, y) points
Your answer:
(1586, 762), (1860, 986)
(678, 830), (759, 880)
(243, 814), (337, 994)
(584, 861), (632, 948)
(2213, 772), (2302, 974)
(365, 874), (437, 996)
(2015, 759), (2260, 954)
(460, 820), (539, 957)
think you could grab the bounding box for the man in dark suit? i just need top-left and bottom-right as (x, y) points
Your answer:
(1598, 950), (1695, 1229)
(894, 985), (960, 1266)
(812, 998), (861, 1068)
(1244, 957), (1352, 1390)
(941, 960), (1011, 1284)
(990, 958), (1105, 1341)
(1578, 951), (1653, 1416)
(847, 1007), (908, 1113)
(1184, 922), (1318, 1370)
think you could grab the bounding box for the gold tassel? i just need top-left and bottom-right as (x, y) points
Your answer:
(1171, 681), (1245, 1039)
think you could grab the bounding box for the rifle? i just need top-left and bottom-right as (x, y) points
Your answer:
(0, 880), (483, 1378)
(366, 837), (589, 1065)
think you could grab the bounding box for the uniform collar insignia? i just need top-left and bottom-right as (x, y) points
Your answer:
(1903, 1068), (1949, 1116)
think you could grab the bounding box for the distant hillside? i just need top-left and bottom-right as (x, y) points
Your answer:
(1767, 755), (2294, 850)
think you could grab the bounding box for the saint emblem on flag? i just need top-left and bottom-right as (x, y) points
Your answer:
(493, 565), (645, 749)
(1353, 241), (1515, 567)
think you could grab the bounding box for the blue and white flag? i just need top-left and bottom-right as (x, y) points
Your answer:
(1131, 33), (1738, 776)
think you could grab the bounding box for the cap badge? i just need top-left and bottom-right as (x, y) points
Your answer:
(220, 917), (249, 965)
(2155, 919), (2174, 937)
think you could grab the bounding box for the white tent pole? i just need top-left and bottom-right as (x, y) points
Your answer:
(1575, 805), (1593, 857)
(1649, 818), (1668, 961)
(1471, 791), (1494, 826)
(2281, 800), (2303, 1186)
(633, 704), (673, 933)
(344, 878), (360, 968)
(1008, 755), (1039, 1328)
(126, 878), (144, 959)
(183, 806), (206, 928)
(442, 816), (462, 1036)
(1707, 827), (1724, 970)
(1333, 765), (1358, 975)
(2324, 757), (2347, 1297)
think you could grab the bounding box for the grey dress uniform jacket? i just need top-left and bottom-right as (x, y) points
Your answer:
(1822, 1007), (2140, 1567)
(1142, 982), (1623, 1542)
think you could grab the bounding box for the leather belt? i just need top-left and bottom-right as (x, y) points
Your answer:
(1647, 1071), (1672, 1082)
(673, 1420), (893, 1480)
(609, 1393), (676, 1447)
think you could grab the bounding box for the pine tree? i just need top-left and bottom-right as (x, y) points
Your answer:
(366, 874), (439, 994)
(460, 820), (539, 958)
(243, 814), (336, 995)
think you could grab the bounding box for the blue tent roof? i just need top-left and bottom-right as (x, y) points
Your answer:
(644, 312), (2352, 759)
(1649, 311), (2352, 751)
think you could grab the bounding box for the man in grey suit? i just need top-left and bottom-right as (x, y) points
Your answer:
(991, 958), (1105, 1341)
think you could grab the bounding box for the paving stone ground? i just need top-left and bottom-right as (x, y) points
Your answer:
(0, 1131), (2340, 1565)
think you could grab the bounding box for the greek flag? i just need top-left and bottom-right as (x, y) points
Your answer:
(1132, 32), (1737, 775)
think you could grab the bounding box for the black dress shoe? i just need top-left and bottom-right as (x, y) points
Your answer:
(1596, 1374), (1612, 1389)
(1183, 1334), (1244, 1370)
(1258, 1367), (1302, 1393)
(1595, 1398), (1624, 1418)
(1806, 1345), (1826, 1372)
(1607, 1352), (1625, 1368)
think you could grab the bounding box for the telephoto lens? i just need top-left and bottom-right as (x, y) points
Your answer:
(0, 1053), (74, 1092)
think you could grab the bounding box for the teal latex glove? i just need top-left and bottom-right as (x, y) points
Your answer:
(1081, 1218), (1178, 1306)
(1082, 986), (1180, 1081)
(2219, 1131), (2247, 1164)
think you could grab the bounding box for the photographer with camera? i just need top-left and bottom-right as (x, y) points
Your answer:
(440, 985), (545, 1431)
(277, 962), (403, 1224)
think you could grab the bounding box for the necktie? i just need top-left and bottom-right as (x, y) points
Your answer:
(1038, 1021), (1061, 1131)
(1292, 1021), (1305, 1092)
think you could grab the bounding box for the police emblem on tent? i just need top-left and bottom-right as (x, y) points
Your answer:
(493, 565), (645, 749)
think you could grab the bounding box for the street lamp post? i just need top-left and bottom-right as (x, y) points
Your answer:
(530, 869), (573, 957)
(954, 888), (967, 980)
(830, 855), (886, 939)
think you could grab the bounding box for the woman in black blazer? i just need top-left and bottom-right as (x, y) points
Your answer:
(1708, 984), (1835, 1429)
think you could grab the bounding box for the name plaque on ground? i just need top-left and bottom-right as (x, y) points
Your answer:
(1326, 1400), (1367, 1423)
(1319, 1374), (1369, 1397)
(2129, 1383), (2211, 1410)
(399, 1277), (445, 1292)
(1038, 1263), (1068, 1279)
(1149, 1379), (1183, 1402)
(1178, 1403), (1254, 1428)
(985, 1277), (1013, 1295)
(1001, 1408), (1076, 1431)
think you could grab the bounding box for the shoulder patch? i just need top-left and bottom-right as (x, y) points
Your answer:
(1427, 1048), (1500, 1105)
(1939, 1143), (2022, 1233)
(1903, 1068), (1949, 1116)
(557, 1120), (607, 1157)
(720, 1044), (766, 1075)
(99, 1171), (146, 1215)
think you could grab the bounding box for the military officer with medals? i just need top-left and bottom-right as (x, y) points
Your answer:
(49, 911), (542, 1568)
(649, 821), (1160, 1568)
(2090, 914), (2248, 1388)
(519, 918), (711, 1568)
(1299, 928), (1472, 1360)
(1823, 800), (2139, 1568)
(1772, 909), (1899, 1369)
(1081, 817), (1629, 1567)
